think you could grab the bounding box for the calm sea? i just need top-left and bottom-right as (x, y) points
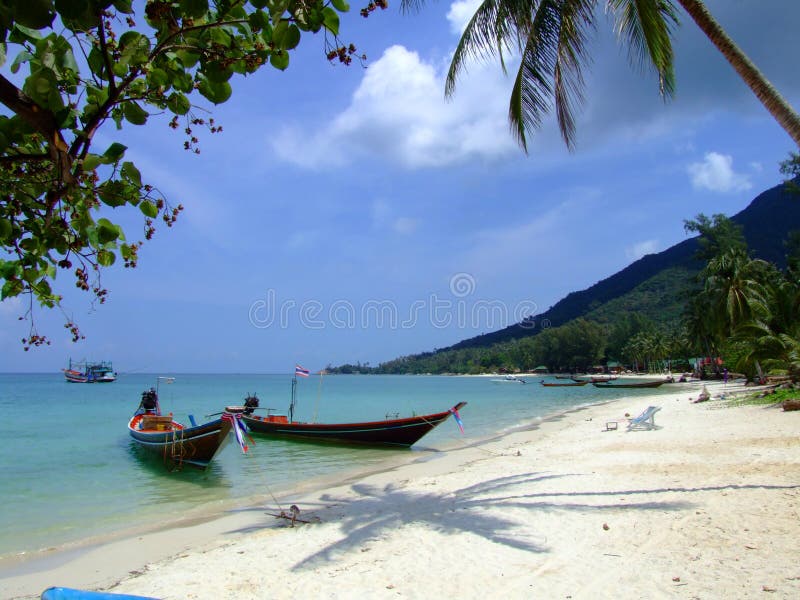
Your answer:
(0, 372), (676, 561)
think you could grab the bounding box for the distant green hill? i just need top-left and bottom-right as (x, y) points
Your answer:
(442, 178), (799, 350)
(330, 179), (800, 374)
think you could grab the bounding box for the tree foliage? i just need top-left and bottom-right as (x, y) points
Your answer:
(0, 0), (368, 348)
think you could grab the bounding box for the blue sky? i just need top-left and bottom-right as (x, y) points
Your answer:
(2, 1), (799, 373)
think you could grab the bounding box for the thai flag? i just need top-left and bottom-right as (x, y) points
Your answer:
(450, 407), (464, 434)
(295, 364), (310, 377)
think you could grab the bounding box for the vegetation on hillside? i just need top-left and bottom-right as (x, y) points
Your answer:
(329, 212), (800, 379)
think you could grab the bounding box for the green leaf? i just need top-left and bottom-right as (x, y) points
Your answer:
(102, 142), (127, 163)
(9, 24), (43, 44)
(197, 78), (232, 104)
(96, 218), (120, 243)
(122, 101), (148, 125)
(0, 219), (12, 242)
(10, 50), (33, 73)
(10, 0), (54, 29)
(282, 24), (301, 50)
(81, 154), (101, 171)
(97, 181), (127, 207)
(118, 31), (150, 66)
(146, 67), (169, 87)
(179, 0), (208, 19)
(139, 200), (159, 218)
(112, 0), (133, 14)
(248, 9), (270, 31)
(166, 92), (191, 115)
(270, 51), (289, 71)
(202, 60), (233, 83)
(55, 0), (98, 31)
(87, 47), (107, 79)
(97, 249), (116, 267)
(331, 0), (349, 11)
(1, 279), (24, 300)
(175, 50), (200, 69)
(121, 161), (141, 187)
(322, 7), (339, 36)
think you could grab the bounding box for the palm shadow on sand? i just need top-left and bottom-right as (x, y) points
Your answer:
(263, 471), (699, 571)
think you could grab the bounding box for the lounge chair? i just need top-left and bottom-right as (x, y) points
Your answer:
(626, 405), (661, 431)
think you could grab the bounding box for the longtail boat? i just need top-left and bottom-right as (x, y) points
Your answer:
(128, 384), (245, 470)
(235, 373), (466, 447)
(238, 401), (466, 447)
(540, 380), (588, 387)
(592, 380), (666, 389)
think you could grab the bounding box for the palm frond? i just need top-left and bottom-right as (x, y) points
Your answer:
(607, 0), (679, 98)
(511, 0), (595, 151)
(446, 0), (525, 97)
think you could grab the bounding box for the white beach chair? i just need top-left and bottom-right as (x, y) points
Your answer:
(626, 406), (661, 431)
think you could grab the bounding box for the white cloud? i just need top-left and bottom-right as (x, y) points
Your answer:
(687, 152), (752, 192)
(271, 45), (517, 170)
(626, 239), (659, 261)
(447, 0), (483, 35)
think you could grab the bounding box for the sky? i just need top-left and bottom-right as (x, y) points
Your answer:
(2, 0), (799, 373)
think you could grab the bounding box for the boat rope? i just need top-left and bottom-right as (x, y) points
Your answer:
(418, 410), (506, 457)
(312, 371), (323, 424)
(167, 426), (186, 471)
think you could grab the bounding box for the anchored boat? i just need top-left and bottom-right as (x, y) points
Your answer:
(63, 359), (116, 383)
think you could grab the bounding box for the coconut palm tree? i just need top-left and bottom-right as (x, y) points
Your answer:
(701, 248), (770, 339)
(736, 275), (800, 379)
(406, 0), (800, 149)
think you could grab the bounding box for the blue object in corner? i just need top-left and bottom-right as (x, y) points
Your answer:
(41, 587), (159, 600)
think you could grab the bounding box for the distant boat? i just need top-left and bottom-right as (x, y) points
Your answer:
(128, 386), (239, 470)
(490, 375), (527, 384)
(63, 359), (116, 383)
(572, 375), (618, 383)
(592, 380), (666, 389)
(540, 380), (589, 387)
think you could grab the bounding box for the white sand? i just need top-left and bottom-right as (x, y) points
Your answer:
(4, 381), (800, 599)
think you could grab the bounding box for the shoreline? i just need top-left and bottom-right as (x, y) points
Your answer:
(5, 380), (799, 599)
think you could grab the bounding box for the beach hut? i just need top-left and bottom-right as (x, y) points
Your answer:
(533, 365), (549, 374)
(607, 361), (624, 374)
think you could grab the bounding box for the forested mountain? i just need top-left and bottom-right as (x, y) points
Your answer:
(448, 179), (799, 351)
(330, 180), (800, 374)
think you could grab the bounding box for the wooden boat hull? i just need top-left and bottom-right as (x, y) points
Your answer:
(128, 413), (233, 470)
(592, 381), (665, 389)
(241, 402), (467, 447)
(63, 369), (88, 383)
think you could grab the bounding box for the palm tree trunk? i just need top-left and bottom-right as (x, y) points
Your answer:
(677, 0), (800, 147)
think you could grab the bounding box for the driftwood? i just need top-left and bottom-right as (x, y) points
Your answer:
(266, 505), (316, 527)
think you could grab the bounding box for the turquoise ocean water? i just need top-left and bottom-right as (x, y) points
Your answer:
(0, 372), (678, 562)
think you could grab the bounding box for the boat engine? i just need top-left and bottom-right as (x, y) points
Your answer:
(243, 394), (259, 415)
(141, 388), (159, 413)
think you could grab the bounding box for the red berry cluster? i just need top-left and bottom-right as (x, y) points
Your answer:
(360, 0), (388, 18)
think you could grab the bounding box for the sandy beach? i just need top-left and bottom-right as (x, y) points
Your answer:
(4, 380), (800, 599)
